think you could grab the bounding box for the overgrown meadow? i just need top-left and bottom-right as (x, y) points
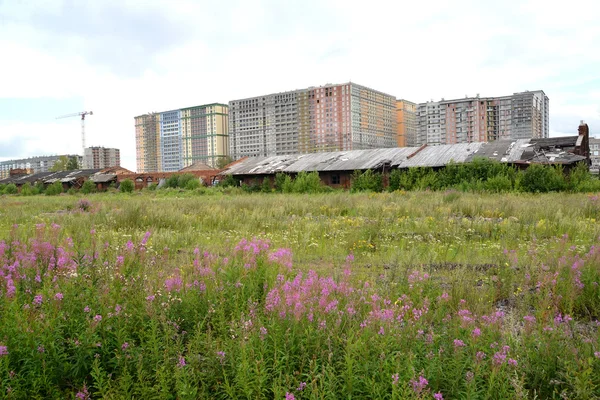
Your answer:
(1, 191), (600, 399)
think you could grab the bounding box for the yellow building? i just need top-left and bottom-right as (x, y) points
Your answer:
(135, 103), (229, 172)
(396, 99), (417, 147)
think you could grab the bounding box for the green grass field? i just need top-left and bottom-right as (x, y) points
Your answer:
(1, 191), (599, 399)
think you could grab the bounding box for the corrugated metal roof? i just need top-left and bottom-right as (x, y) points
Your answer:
(399, 143), (483, 168)
(224, 135), (586, 176)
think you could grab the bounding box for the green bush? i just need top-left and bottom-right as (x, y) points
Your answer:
(119, 179), (134, 193)
(4, 183), (18, 194)
(20, 182), (34, 196)
(351, 170), (383, 192)
(147, 183), (158, 191)
(281, 175), (294, 193)
(81, 180), (96, 194)
(274, 173), (288, 192)
(165, 175), (180, 189)
(241, 179), (261, 193)
(261, 178), (271, 193)
(292, 171), (324, 193)
(35, 181), (45, 194)
(219, 175), (239, 188)
(45, 181), (64, 196)
(0, 183), (5, 194)
(521, 164), (566, 193)
(67, 188), (77, 195)
(483, 175), (513, 193)
(185, 178), (201, 190)
(178, 173), (197, 189)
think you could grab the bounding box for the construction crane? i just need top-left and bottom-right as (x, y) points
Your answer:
(56, 111), (94, 156)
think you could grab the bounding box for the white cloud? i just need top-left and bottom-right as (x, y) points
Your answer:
(1, 0), (599, 170)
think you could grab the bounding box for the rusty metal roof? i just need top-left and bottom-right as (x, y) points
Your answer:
(224, 135), (586, 176)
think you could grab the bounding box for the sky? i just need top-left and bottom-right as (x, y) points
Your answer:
(0, 0), (599, 171)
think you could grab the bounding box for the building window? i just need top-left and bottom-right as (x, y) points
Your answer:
(331, 174), (340, 185)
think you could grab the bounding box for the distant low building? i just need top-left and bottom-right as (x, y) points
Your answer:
(0, 155), (82, 179)
(222, 122), (590, 189)
(84, 147), (121, 169)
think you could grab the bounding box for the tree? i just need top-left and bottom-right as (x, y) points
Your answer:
(50, 156), (69, 172)
(50, 156), (79, 172)
(216, 156), (234, 169)
(66, 156), (80, 170)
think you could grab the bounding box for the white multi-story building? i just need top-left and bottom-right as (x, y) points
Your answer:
(83, 147), (120, 169)
(590, 137), (600, 173)
(0, 155), (82, 179)
(416, 90), (549, 146)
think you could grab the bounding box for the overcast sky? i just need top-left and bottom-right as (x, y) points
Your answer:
(1, 0), (599, 171)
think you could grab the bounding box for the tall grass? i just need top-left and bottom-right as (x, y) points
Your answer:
(0, 192), (599, 398)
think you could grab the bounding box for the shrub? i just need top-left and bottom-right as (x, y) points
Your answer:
(483, 175), (513, 193)
(292, 171), (324, 193)
(119, 179), (134, 193)
(185, 179), (201, 190)
(45, 181), (63, 196)
(178, 173), (197, 189)
(81, 180), (96, 194)
(261, 178), (271, 193)
(67, 188), (77, 195)
(20, 182), (37, 196)
(351, 170), (383, 192)
(219, 175), (239, 188)
(274, 173), (288, 192)
(521, 164), (566, 193)
(4, 183), (18, 194)
(241, 179), (261, 193)
(281, 175), (294, 193)
(35, 181), (45, 194)
(165, 175), (179, 189)
(0, 183), (5, 194)
(147, 183), (158, 191)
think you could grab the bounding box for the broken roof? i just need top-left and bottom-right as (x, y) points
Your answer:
(224, 135), (586, 175)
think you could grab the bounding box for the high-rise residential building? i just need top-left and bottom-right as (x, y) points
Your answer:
(84, 147), (120, 169)
(229, 82), (397, 159)
(135, 113), (161, 173)
(590, 136), (600, 173)
(396, 100), (417, 147)
(0, 155), (83, 179)
(135, 104), (229, 172)
(416, 90), (549, 146)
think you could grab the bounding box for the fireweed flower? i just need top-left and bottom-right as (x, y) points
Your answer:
(177, 356), (186, 368)
(94, 314), (102, 323)
(391, 373), (399, 385)
(121, 342), (129, 351)
(454, 339), (466, 348)
(33, 295), (43, 306)
(54, 293), (63, 301)
(0, 346), (8, 356)
(285, 393), (295, 400)
(434, 393), (444, 400)
(472, 327), (481, 338)
(410, 376), (428, 393)
(296, 382), (307, 391)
